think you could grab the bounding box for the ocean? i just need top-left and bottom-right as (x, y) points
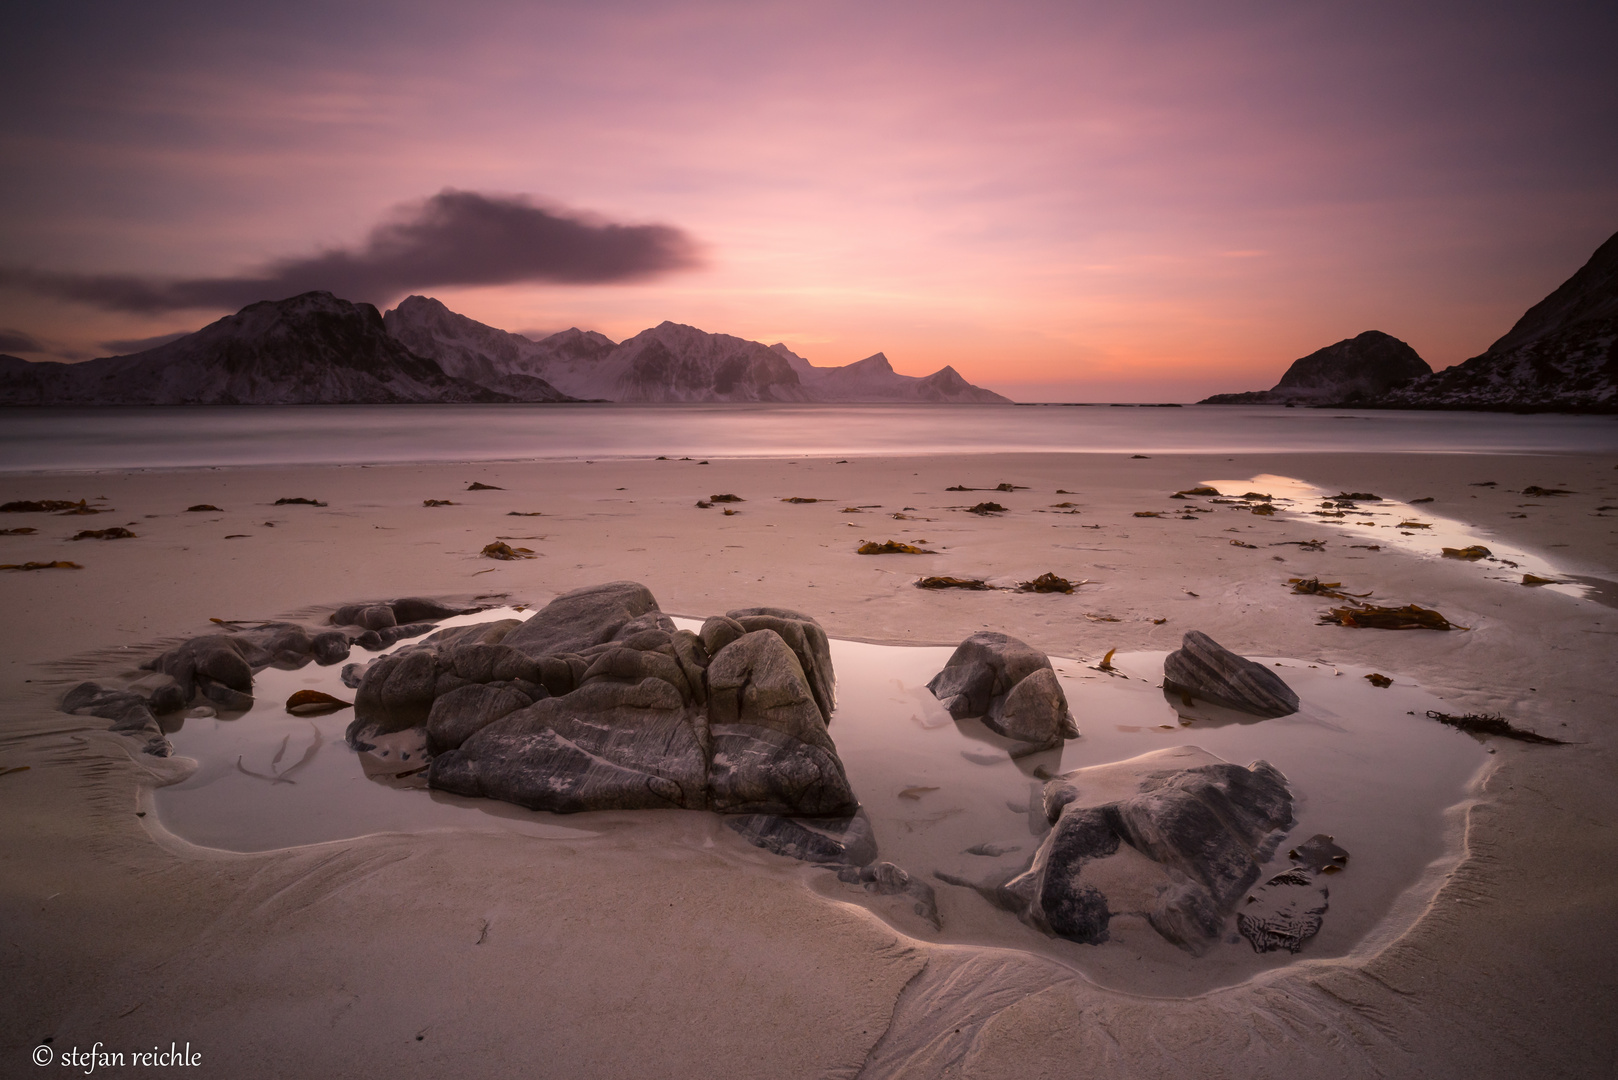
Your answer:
(2, 403), (1614, 472)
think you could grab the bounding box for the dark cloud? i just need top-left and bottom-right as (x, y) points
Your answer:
(0, 328), (46, 353)
(99, 331), (193, 354)
(2, 190), (702, 314)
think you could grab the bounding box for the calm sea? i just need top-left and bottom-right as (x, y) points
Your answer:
(2, 404), (1614, 472)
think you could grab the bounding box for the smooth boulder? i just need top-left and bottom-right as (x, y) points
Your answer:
(500, 581), (668, 659)
(1162, 630), (1300, 718)
(926, 631), (1078, 745)
(943, 746), (1295, 953)
(429, 678), (707, 812)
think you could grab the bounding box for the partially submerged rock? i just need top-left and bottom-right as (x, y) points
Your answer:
(1162, 631), (1299, 718)
(941, 746), (1296, 953)
(1237, 867), (1328, 953)
(927, 631), (1079, 746)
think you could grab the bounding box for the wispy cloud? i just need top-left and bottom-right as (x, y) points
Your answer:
(2, 190), (702, 314)
(99, 331), (193, 354)
(0, 328), (45, 353)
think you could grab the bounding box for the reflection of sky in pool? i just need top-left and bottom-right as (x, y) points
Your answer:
(1205, 473), (1616, 606)
(155, 607), (1491, 995)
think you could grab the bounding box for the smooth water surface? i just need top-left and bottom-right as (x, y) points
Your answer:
(7, 403), (1615, 471)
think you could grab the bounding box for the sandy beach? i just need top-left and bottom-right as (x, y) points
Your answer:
(3, 448), (1617, 1079)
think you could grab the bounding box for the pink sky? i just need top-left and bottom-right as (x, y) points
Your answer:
(2, 1), (1615, 400)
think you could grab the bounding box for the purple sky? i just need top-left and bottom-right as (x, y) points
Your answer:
(2, 0), (1615, 400)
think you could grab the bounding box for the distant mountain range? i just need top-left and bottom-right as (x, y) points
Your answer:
(1201, 229), (1618, 412)
(0, 293), (1010, 406)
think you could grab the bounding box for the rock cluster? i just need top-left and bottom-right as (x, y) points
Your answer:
(942, 746), (1296, 953)
(926, 631), (1078, 746)
(344, 582), (858, 818)
(59, 596), (467, 754)
(1161, 630), (1299, 718)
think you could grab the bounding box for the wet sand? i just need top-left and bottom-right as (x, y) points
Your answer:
(2, 449), (1616, 1078)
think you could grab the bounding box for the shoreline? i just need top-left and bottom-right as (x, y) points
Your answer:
(4, 449), (1616, 1077)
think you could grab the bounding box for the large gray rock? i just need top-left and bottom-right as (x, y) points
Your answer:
(501, 581), (668, 659)
(926, 631), (1078, 745)
(726, 607), (836, 725)
(425, 682), (537, 755)
(941, 746), (1295, 954)
(428, 678), (707, 812)
(706, 629), (857, 816)
(1162, 630), (1299, 718)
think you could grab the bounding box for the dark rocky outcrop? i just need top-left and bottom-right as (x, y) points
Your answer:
(1375, 230), (1618, 412)
(926, 632), (1078, 746)
(0, 292), (562, 406)
(1161, 630), (1299, 718)
(1200, 331), (1430, 406)
(67, 600), (467, 743)
(330, 582), (859, 819)
(940, 746), (1296, 953)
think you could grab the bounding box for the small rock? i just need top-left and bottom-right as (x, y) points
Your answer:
(1162, 630), (1299, 718)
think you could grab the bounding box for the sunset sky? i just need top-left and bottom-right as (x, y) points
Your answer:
(2, 0), (1615, 400)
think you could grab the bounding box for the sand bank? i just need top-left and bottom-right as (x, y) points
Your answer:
(2, 449), (1616, 1077)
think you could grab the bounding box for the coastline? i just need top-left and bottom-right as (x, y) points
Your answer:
(3, 449), (1616, 1077)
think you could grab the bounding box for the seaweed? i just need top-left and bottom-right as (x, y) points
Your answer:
(1230, 539), (1258, 548)
(481, 541), (536, 560)
(1, 561), (82, 571)
(858, 540), (935, 554)
(186, 504), (222, 512)
(0, 527), (36, 535)
(274, 497), (327, 506)
(1288, 577), (1370, 600)
(70, 528), (135, 540)
(1250, 504), (1277, 516)
(1521, 486), (1571, 497)
(1017, 572), (1078, 593)
(969, 502), (1007, 514)
(915, 576), (991, 590)
(1425, 710), (1566, 744)
(1441, 545), (1491, 560)
(1133, 511), (1163, 518)
(1521, 574), (1571, 586)
(1333, 492), (1382, 501)
(423, 499), (457, 507)
(1319, 603), (1463, 630)
(467, 482), (504, 490)
(1176, 486), (1220, 496)
(781, 497), (820, 503)
(709, 494), (745, 503)
(1364, 673), (1392, 688)
(286, 690), (353, 716)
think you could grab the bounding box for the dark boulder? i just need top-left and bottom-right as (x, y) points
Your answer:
(501, 581), (666, 659)
(1162, 630), (1299, 718)
(926, 631), (1078, 745)
(706, 629), (856, 815)
(943, 746), (1294, 953)
(425, 682), (536, 755)
(1237, 867), (1328, 953)
(429, 678), (707, 812)
(726, 607), (835, 724)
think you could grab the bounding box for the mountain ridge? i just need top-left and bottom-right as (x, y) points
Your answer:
(0, 292), (1011, 405)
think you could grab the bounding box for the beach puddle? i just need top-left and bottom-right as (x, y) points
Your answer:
(1204, 473), (1615, 606)
(154, 607), (1491, 996)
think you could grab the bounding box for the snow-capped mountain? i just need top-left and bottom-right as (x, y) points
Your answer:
(0, 290), (1011, 406)
(384, 295), (1011, 403)
(0, 292), (566, 405)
